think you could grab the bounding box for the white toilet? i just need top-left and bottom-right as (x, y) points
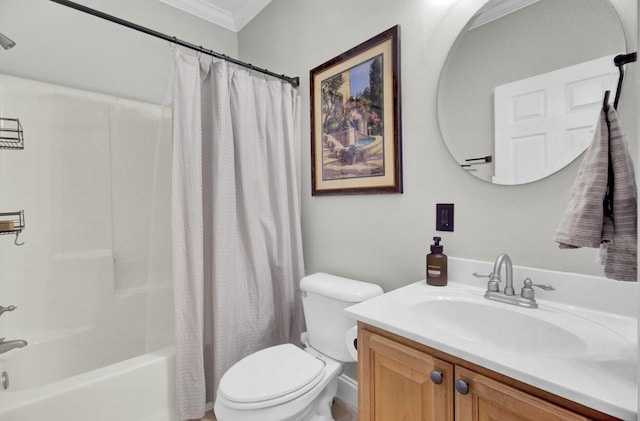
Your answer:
(213, 272), (383, 421)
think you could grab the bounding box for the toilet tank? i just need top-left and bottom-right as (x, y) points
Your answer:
(300, 273), (383, 362)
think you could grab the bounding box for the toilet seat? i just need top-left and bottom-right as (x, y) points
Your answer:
(218, 344), (326, 410)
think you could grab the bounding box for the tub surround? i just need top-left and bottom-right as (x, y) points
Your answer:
(0, 347), (176, 421)
(345, 257), (637, 420)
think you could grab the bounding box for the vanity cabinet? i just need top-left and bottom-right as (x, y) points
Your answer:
(358, 324), (617, 421)
(454, 366), (588, 421)
(359, 329), (454, 420)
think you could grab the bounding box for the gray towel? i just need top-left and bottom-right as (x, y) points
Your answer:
(554, 109), (610, 249)
(554, 106), (637, 282)
(601, 106), (637, 282)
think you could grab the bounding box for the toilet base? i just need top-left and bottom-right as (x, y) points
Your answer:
(310, 377), (338, 421)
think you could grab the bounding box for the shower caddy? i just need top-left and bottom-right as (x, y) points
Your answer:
(0, 117), (25, 246)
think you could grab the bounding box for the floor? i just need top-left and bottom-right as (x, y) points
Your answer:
(198, 396), (357, 420)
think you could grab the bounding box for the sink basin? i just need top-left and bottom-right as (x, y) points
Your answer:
(412, 295), (632, 360)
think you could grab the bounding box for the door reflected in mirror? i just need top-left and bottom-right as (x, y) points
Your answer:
(437, 0), (626, 185)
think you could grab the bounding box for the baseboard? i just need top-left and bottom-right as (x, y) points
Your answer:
(336, 373), (358, 409)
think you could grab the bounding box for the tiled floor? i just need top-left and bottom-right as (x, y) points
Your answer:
(199, 397), (357, 420)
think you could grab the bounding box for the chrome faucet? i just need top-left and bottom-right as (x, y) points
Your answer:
(489, 254), (514, 295)
(473, 254), (554, 309)
(0, 338), (27, 354)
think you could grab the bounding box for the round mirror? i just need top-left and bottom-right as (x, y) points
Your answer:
(437, 0), (626, 185)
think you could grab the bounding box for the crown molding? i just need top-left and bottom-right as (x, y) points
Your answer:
(469, 0), (540, 30)
(233, 0), (272, 31)
(159, 0), (235, 31)
(159, 0), (271, 32)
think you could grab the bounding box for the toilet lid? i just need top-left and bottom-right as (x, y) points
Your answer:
(218, 344), (325, 406)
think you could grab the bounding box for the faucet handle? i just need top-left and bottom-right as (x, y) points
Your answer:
(472, 272), (491, 278)
(521, 278), (555, 299)
(532, 282), (555, 291)
(473, 272), (500, 292)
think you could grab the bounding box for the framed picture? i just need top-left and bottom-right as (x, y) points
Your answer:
(310, 25), (402, 196)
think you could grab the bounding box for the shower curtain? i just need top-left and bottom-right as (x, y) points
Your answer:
(171, 50), (305, 421)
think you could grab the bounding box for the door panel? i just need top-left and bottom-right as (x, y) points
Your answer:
(359, 330), (454, 421)
(454, 366), (589, 421)
(494, 54), (618, 184)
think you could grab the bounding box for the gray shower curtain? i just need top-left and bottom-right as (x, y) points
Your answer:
(171, 50), (305, 421)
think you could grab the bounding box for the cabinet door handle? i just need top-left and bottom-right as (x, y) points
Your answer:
(454, 379), (469, 394)
(429, 370), (443, 384)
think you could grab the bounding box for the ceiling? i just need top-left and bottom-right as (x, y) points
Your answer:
(159, 0), (272, 32)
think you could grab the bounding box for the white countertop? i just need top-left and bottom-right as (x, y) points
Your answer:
(344, 258), (637, 420)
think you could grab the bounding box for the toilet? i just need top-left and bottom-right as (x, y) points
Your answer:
(213, 272), (383, 421)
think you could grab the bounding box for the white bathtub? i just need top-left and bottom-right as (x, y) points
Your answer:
(0, 346), (176, 421)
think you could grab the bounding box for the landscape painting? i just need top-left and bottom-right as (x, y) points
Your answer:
(311, 26), (402, 195)
(320, 55), (385, 181)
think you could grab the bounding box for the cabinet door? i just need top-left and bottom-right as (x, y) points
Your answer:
(359, 330), (454, 421)
(454, 366), (589, 421)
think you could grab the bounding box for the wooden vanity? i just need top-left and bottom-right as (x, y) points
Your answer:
(358, 322), (620, 421)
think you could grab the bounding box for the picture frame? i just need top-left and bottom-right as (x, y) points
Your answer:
(310, 25), (402, 196)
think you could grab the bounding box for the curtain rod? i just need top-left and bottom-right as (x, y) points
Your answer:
(48, 0), (300, 88)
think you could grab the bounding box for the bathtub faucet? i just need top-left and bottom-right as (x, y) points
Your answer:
(0, 338), (27, 354)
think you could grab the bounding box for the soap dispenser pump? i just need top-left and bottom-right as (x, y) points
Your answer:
(426, 236), (448, 286)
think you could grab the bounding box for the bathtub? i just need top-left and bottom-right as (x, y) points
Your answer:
(0, 344), (176, 421)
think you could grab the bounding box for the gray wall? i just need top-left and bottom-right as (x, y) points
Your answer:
(0, 0), (238, 104)
(239, 0), (638, 293)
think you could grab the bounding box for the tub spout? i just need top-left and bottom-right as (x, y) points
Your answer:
(0, 305), (17, 317)
(0, 338), (27, 354)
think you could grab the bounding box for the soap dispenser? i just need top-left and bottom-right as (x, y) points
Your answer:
(426, 236), (448, 286)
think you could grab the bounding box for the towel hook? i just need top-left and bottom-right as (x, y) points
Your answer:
(13, 232), (23, 246)
(612, 52), (637, 109)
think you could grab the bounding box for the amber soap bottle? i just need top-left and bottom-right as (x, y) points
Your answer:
(426, 236), (448, 286)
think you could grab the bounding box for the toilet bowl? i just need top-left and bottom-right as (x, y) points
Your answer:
(213, 273), (383, 421)
(214, 345), (343, 421)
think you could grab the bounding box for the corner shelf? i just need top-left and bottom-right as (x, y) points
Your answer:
(0, 118), (24, 150)
(0, 210), (25, 246)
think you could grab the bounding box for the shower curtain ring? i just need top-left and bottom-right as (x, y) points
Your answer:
(169, 36), (178, 52)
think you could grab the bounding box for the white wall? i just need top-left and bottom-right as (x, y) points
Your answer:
(239, 0), (638, 292)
